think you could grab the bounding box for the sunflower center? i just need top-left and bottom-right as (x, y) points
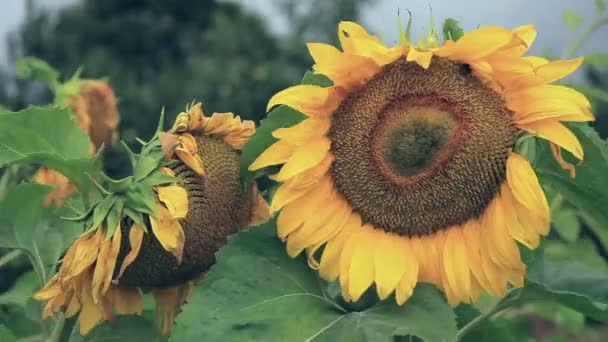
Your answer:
(379, 104), (457, 177)
(329, 56), (517, 237)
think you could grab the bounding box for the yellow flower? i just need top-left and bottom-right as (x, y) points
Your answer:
(35, 103), (270, 335)
(250, 22), (593, 306)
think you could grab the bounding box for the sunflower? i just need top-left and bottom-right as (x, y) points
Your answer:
(35, 103), (270, 335)
(249, 22), (594, 306)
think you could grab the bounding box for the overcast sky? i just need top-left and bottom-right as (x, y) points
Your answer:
(0, 0), (605, 64)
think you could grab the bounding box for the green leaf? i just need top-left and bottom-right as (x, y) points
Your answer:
(133, 149), (164, 182)
(15, 57), (60, 90)
(75, 316), (163, 342)
(140, 170), (177, 188)
(0, 325), (16, 342)
(240, 72), (332, 188)
(104, 198), (124, 238)
(543, 239), (607, 271)
(442, 18), (464, 42)
(0, 106), (97, 193)
(89, 195), (117, 231)
(584, 52), (608, 68)
(551, 207), (580, 242)
(575, 85), (608, 105)
(0, 272), (39, 307)
(562, 9), (584, 31)
(596, 0), (606, 12)
(124, 207), (145, 228)
(172, 221), (457, 342)
(534, 123), (608, 251)
(123, 183), (158, 217)
(497, 261), (608, 322)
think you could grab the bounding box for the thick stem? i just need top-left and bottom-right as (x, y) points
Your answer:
(45, 313), (65, 342)
(455, 304), (510, 341)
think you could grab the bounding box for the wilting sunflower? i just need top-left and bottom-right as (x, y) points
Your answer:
(34, 79), (120, 207)
(249, 22), (594, 306)
(35, 103), (270, 335)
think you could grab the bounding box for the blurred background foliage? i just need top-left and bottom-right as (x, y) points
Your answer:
(1, 0), (608, 341)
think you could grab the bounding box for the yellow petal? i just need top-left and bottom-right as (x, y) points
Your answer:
(286, 194), (351, 256)
(374, 231), (408, 300)
(33, 274), (62, 300)
(503, 57), (584, 89)
(307, 42), (380, 88)
(157, 185), (189, 219)
(276, 176), (332, 239)
(266, 85), (340, 117)
(482, 197), (525, 271)
(116, 224), (145, 279)
(518, 120), (584, 160)
(500, 184), (540, 249)
(112, 286), (143, 315)
(91, 225), (122, 303)
(443, 227), (472, 303)
(411, 235), (442, 286)
(407, 48), (433, 69)
(498, 24), (537, 56)
(435, 26), (513, 61)
(272, 118), (331, 143)
(248, 140), (296, 171)
(248, 188), (272, 226)
(507, 152), (550, 222)
(159, 167), (176, 177)
(149, 204), (186, 264)
(79, 271), (104, 335)
(61, 229), (103, 281)
(319, 213), (362, 281)
(509, 85), (593, 124)
(274, 137), (331, 180)
(461, 220), (495, 295)
(337, 21), (404, 65)
(271, 181), (318, 212)
(175, 147), (205, 176)
(347, 226), (377, 302)
(394, 240), (419, 305)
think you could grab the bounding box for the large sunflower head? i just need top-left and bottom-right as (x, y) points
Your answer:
(34, 102), (270, 335)
(249, 21), (594, 306)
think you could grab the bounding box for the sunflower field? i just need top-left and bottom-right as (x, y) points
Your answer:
(1, 0), (608, 341)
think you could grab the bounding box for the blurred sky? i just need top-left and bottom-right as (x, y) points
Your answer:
(0, 0), (606, 64)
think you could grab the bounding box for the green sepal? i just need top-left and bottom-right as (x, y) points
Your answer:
(88, 195), (117, 232)
(397, 9), (412, 45)
(124, 207), (146, 230)
(104, 198), (124, 239)
(140, 170), (178, 187)
(15, 57), (60, 90)
(122, 183), (159, 218)
(442, 18), (464, 42)
(133, 148), (164, 182)
(101, 173), (134, 193)
(60, 200), (98, 222)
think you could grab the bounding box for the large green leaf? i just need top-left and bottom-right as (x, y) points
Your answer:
(496, 261), (608, 322)
(70, 316), (163, 342)
(239, 72), (331, 188)
(455, 305), (519, 342)
(0, 325), (16, 342)
(0, 183), (82, 281)
(171, 221), (457, 342)
(534, 123), (608, 250)
(0, 106), (97, 192)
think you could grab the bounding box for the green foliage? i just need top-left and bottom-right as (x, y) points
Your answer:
(0, 183), (81, 282)
(0, 325), (16, 342)
(597, 0), (607, 12)
(585, 52), (608, 68)
(73, 316), (163, 342)
(172, 221), (457, 342)
(15, 57), (60, 90)
(562, 9), (584, 31)
(442, 18), (464, 42)
(0, 106), (97, 193)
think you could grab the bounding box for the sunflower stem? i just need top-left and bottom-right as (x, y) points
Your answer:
(563, 17), (608, 59)
(0, 249), (23, 269)
(455, 303), (509, 341)
(45, 313), (65, 342)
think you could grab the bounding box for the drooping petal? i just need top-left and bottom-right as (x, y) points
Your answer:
(374, 231), (408, 300)
(550, 143), (577, 178)
(272, 118), (331, 143)
(79, 271), (104, 335)
(116, 224), (146, 279)
(112, 286), (143, 315)
(157, 185), (189, 219)
(149, 204), (186, 264)
(518, 120), (584, 160)
(175, 147), (205, 176)
(394, 242), (419, 305)
(443, 227), (472, 303)
(500, 184), (541, 249)
(347, 226), (377, 301)
(91, 225), (122, 303)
